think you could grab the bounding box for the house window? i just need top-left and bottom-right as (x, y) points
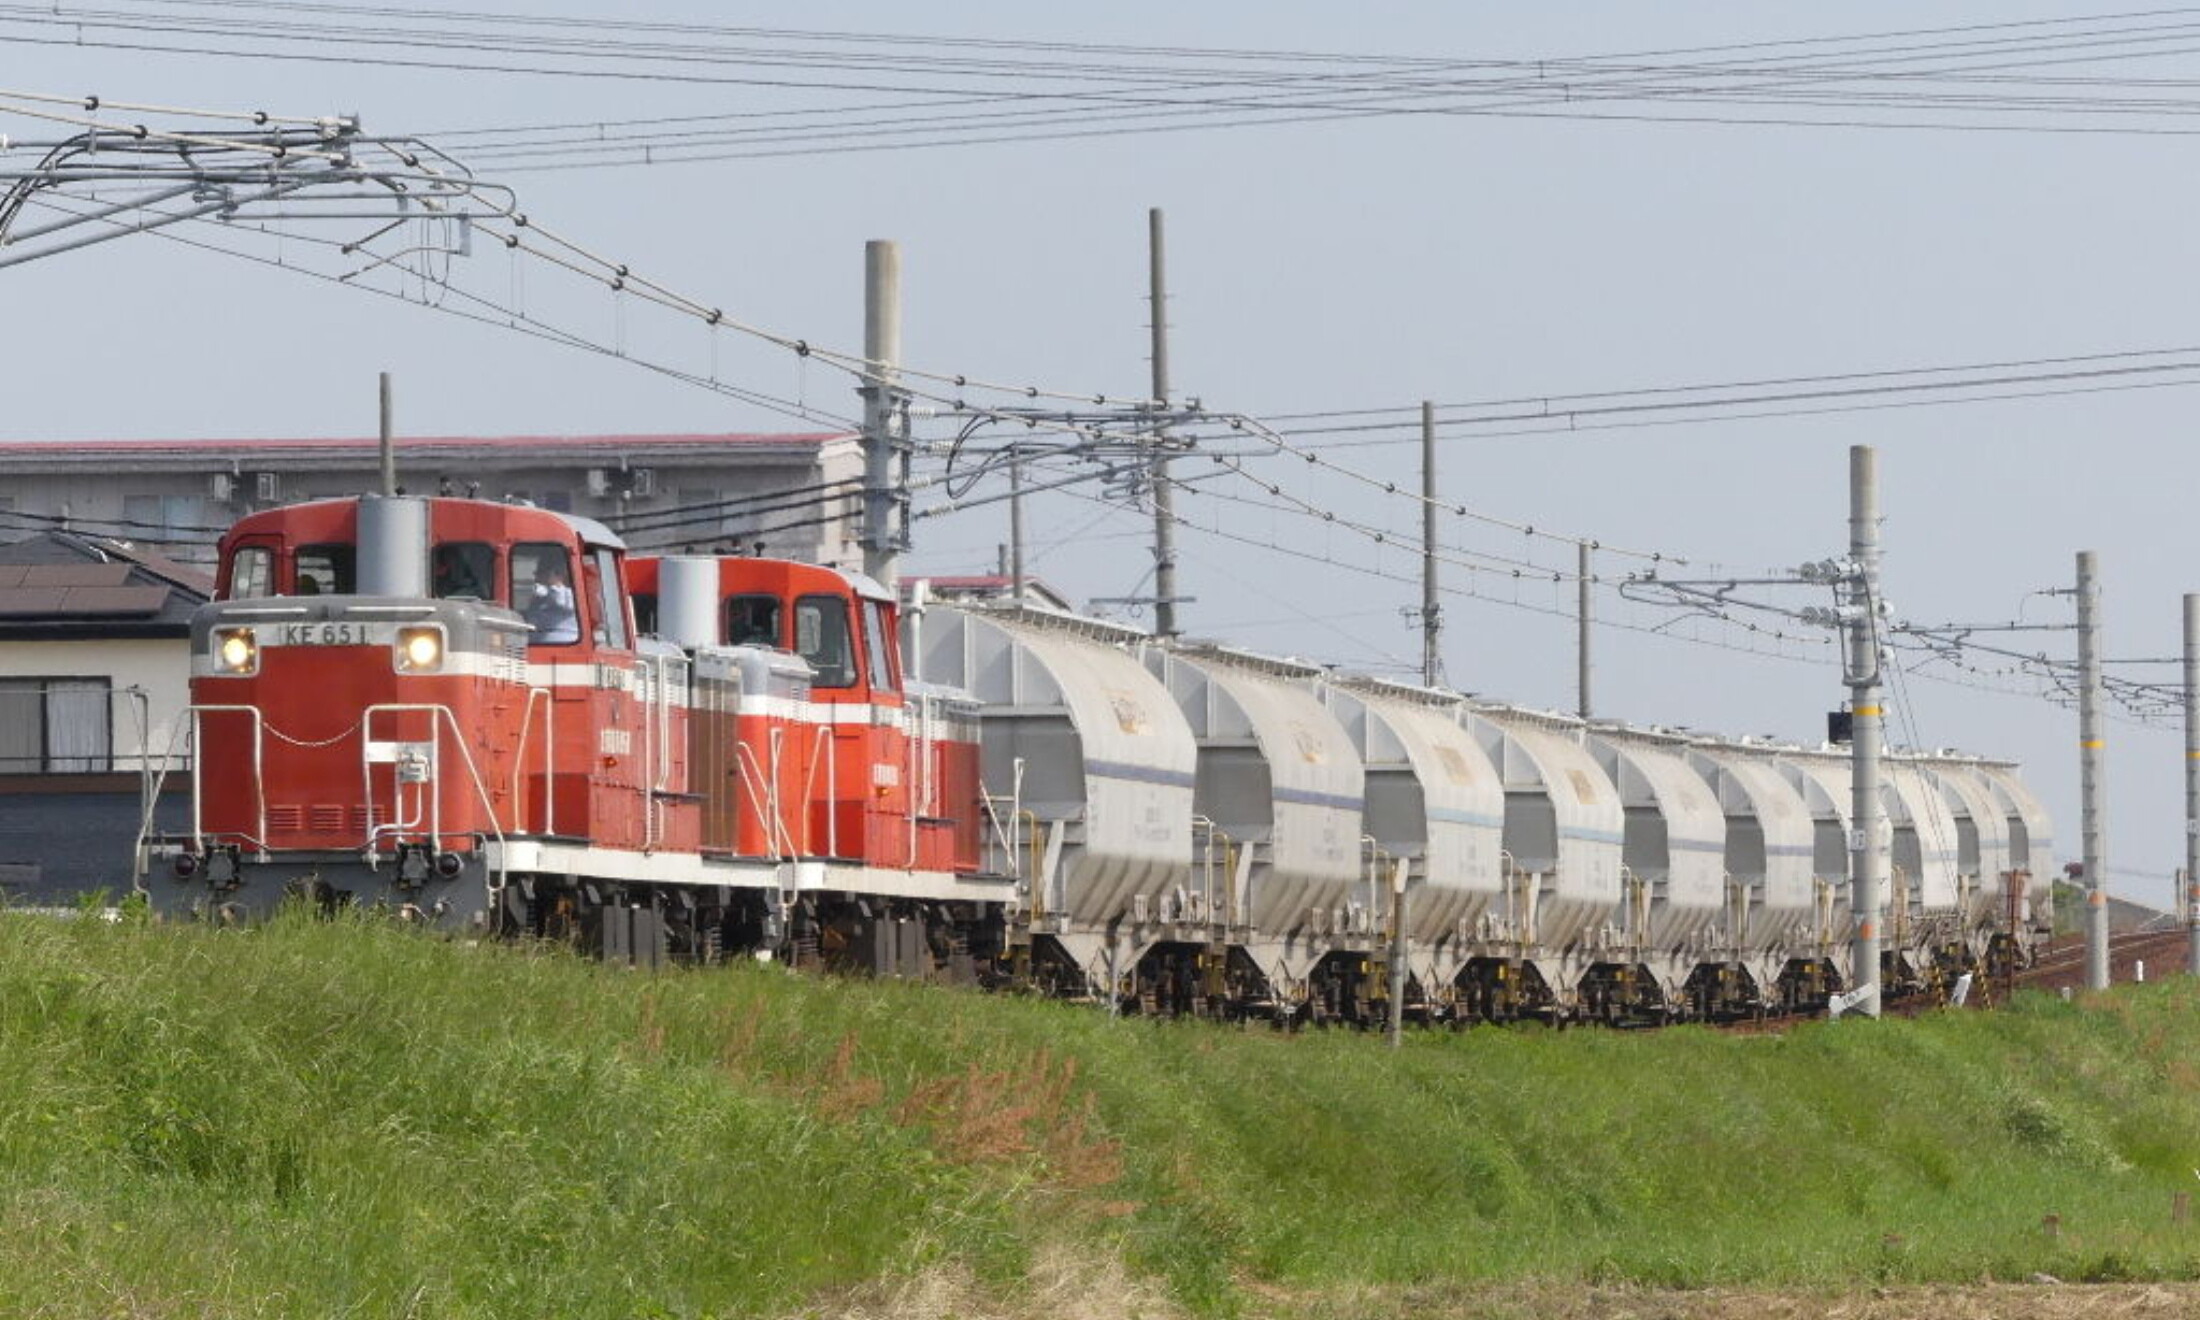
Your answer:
(0, 678), (111, 772)
(677, 487), (726, 538)
(122, 494), (205, 541)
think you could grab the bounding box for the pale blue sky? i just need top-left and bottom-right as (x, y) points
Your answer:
(4, 2), (2193, 897)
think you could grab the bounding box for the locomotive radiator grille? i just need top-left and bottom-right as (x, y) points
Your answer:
(264, 805), (383, 837)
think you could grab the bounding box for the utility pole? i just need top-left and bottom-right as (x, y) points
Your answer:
(1578, 542), (1593, 719)
(378, 371), (396, 497)
(1421, 400), (1441, 687)
(2078, 550), (2109, 992)
(1847, 444), (1886, 1019)
(860, 239), (908, 589)
(2186, 593), (2200, 977)
(1008, 448), (1027, 605)
(1148, 207), (1180, 639)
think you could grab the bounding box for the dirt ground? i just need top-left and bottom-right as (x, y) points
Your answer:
(1258, 1281), (2200, 1320)
(795, 1259), (2200, 1320)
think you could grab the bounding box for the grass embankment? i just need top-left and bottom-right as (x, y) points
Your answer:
(4, 908), (2200, 1318)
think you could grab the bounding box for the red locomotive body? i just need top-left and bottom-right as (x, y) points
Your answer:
(154, 494), (1005, 975)
(628, 555), (983, 877)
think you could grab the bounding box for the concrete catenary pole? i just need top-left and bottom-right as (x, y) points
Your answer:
(1008, 448), (1026, 605)
(2185, 593), (2200, 976)
(1578, 542), (1593, 720)
(2078, 550), (2109, 991)
(1149, 207), (1180, 639)
(1421, 400), (1441, 688)
(860, 239), (905, 589)
(378, 371), (396, 497)
(1848, 445), (1886, 1018)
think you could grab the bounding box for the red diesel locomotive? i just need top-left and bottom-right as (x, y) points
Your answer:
(150, 493), (1007, 973)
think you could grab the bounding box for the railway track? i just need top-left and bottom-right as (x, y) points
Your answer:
(2010, 926), (2195, 997)
(1717, 928), (2195, 1035)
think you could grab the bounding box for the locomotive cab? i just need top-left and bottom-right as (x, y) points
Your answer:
(155, 495), (696, 927)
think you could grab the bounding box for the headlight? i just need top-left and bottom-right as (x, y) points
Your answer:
(395, 625), (445, 673)
(214, 627), (258, 675)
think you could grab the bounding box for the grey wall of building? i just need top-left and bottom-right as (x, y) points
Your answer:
(0, 435), (864, 571)
(0, 787), (188, 905)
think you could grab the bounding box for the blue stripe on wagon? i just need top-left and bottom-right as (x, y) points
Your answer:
(1273, 785), (1366, 813)
(1083, 758), (1197, 789)
(1428, 806), (1506, 829)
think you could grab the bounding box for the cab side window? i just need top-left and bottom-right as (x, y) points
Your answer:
(295, 544), (355, 596)
(227, 547), (273, 599)
(793, 594), (855, 689)
(511, 542), (580, 647)
(432, 542), (495, 600)
(862, 600), (897, 692)
(588, 547), (629, 650)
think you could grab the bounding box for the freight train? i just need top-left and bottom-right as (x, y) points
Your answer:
(139, 493), (2053, 1023)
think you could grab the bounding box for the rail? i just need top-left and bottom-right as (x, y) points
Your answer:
(637, 651), (687, 854)
(360, 704), (508, 876)
(798, 723), (837, 857)
(1194, 815), (1237, 933)
(734, 729), (801, 859)
(977, 756), (1024, 888)
(1725, 871), (1749, 952)
(131, 704), (271, 871)
(905, 695), (931, 869)
(509, 687), (557, 837)
(1362, 835), (1392, 941)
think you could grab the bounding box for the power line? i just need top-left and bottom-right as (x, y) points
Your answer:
(1035, 466), (1834, 668)
(1262, 345), (2200, 445)
(23, 3), (2200, 173)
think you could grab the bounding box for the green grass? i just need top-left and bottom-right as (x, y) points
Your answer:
(5, 905), (2200, 1317)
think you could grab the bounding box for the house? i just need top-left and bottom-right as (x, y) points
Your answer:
(0, 531), (211, 904)
(909, 572), (1076, 613)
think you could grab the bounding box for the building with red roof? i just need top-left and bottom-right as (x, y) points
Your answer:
(0, 431), (860, 568)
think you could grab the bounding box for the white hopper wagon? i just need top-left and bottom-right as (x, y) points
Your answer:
(1321, 678), (1507, 1022)
(1584, 728), (1728, 1024)
(1456, 706), (1624, 1018)
(1683, 740), (1826, 1015)
(916, 606), (1201, 1005)
(1147, 645), (1368, 1019)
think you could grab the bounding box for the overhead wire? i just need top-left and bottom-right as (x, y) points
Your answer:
(24, 3), (2200, 170)
(1264, 347), (2200, 446)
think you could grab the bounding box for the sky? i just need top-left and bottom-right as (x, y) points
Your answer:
(4, 2), (2198, 903)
